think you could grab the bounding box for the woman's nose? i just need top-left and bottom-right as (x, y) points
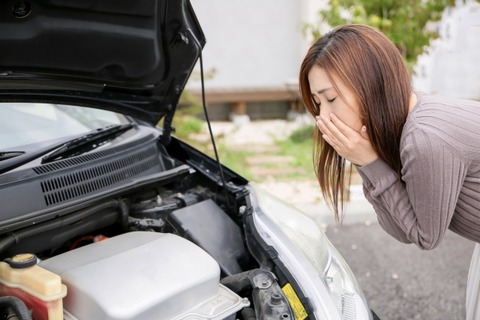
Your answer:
(319, 108), (331, 120)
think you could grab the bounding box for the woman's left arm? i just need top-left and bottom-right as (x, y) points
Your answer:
(358, 130), (468, 249)
(318, 113), (468, 249)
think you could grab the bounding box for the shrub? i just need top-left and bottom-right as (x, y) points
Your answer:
(174, 116), (204, 139)
(288, 125), (315, 143)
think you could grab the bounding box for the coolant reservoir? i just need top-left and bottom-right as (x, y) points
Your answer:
(0, 253), (67, 320)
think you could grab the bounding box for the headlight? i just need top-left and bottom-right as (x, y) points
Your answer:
(248, 183), (373, 320)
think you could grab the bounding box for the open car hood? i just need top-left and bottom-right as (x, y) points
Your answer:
(0, 0), (205, 126)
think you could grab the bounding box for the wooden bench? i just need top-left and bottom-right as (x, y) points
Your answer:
(183, 86), (304, 121)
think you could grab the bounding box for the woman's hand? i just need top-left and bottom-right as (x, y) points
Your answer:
(316, 113), (378, 167)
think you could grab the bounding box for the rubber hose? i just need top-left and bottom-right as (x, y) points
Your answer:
(0, 296), (32, 320)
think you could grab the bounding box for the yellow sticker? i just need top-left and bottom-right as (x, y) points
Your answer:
(282, 283), (308, 320)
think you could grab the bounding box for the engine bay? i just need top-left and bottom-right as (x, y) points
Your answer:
(0, 137), (298, 320)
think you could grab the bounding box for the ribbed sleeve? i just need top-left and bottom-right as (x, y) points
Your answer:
(358, 132), (467, 249)
(356, 160), (412, 244)
(356, 92), (480, 250)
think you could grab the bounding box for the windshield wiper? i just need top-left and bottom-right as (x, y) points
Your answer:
(0, 124), (133, 174)
(41, 123), (134, 163)
(0, 151), (25, 161)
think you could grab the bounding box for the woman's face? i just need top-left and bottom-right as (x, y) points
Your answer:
(307, 65), (362, 132)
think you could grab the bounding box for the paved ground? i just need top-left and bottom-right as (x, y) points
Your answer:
(325, 222), (474, 320)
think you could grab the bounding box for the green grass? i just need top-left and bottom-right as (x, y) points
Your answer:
(215, 144), (257, 181)
(175, 117), (317, 182)
(275, 129), (316, 180)
(173, 116), (204, 138)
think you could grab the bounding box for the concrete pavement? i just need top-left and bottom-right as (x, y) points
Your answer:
(255, 180), (378, 227)
(326, 222), (474, 320)
(296, 184), (377, 227)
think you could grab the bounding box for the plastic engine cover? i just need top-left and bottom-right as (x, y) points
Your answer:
(39, 231), (248, 320)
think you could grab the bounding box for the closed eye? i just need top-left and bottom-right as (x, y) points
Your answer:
(327, 97), (336, 103)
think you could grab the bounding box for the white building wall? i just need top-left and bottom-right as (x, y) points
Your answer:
(188, 1), (479, 101)
(188, 0), (327, 90)
(413, 1), (480, 100)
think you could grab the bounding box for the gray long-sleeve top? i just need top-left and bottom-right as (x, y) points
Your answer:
(356, 92), (480, 250)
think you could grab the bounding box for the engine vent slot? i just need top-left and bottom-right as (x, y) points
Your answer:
(41, 145), (161, 206)
(33, 136), (153, 175)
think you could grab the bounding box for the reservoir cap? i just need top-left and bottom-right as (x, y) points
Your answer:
(4, 253), (38, 269)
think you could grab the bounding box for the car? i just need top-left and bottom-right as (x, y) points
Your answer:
(0, 0), (378, 319)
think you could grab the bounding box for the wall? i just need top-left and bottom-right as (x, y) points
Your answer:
(413, 1), (480, 100)
(185, 0), (327, 121)
(188, 0), (309, 90)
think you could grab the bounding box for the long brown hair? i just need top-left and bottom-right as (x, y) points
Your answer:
(299, 24), (411, 222)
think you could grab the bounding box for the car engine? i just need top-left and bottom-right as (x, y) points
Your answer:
(0, 136), (296, 320)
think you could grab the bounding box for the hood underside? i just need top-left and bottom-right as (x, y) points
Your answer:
(0, 0), (206, 125)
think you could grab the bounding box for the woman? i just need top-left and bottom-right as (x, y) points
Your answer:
(299, 24), (480, 318)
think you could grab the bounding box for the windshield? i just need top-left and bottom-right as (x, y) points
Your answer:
(0, 103), (128, 149)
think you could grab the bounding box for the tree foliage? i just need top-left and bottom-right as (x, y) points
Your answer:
(304, 0), (459, 70)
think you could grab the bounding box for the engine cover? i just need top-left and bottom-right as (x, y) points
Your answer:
(40, 231), (248, 320)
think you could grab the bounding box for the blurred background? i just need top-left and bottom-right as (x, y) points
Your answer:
(172, 0), (480, 318)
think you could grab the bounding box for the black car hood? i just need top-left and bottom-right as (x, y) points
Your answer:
(0, 0), (205, 126)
